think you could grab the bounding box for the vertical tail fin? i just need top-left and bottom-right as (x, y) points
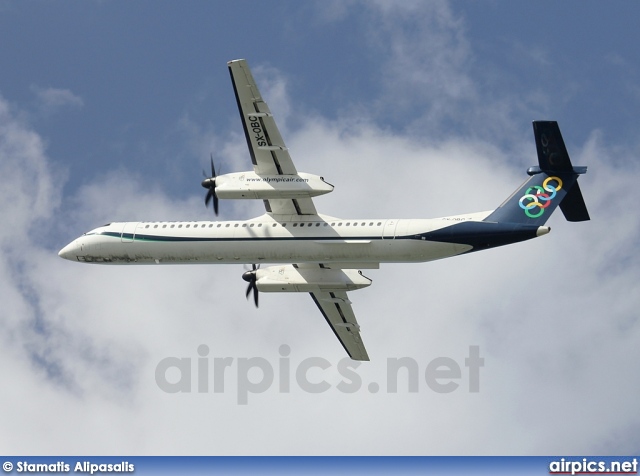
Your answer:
(485, 121), (590, 225)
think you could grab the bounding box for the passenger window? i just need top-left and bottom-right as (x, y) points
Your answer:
(234, 224), (239, 227)
(170, 224), (175, 228)
(242, 224), (247, 227)
(377, 222), (382, 226)
(225, 224), (230, 228)
(145, 225), (149, 228)
(293, 223), (298, 227)
(178, 224), (182, 228)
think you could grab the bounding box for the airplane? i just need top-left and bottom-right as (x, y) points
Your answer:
(58, 59), (590, 361)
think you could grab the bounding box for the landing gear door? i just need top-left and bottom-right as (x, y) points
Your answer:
(121, 222), (138, 242)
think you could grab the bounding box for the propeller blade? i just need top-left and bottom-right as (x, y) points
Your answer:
(205, 188), (214, 206)
(252, 283), (259, 307)
(202, 154), (219, 216)
(244, 281), (259, 308)
(242, 264), (260, 308)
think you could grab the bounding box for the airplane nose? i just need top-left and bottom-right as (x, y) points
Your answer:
(58, 241), (77, 261)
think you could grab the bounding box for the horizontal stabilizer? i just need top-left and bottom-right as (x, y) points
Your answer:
(559, 181), (590, 222)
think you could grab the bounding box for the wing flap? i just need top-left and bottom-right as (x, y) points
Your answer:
(310, 290), (369, 361)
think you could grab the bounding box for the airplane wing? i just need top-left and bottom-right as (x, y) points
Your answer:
(229, 60), (369, 359)
(309, 290), (370, 361)
(228, 59), (317, 215)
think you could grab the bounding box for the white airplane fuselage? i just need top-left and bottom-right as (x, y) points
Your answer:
(59, 211), (543, 266)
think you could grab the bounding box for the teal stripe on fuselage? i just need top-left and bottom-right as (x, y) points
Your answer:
(103, 231), (389, 243)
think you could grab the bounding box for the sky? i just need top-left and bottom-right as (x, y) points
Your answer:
(1, 0), (640, 456)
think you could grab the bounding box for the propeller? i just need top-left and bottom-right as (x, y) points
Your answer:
(201, 154), (219, 215)
(242, 264), (260, 307)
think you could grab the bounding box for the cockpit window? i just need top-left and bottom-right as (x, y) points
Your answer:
(83, 225), (107, 236)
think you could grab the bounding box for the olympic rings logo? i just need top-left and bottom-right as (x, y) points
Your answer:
(518, 176), (563, 218)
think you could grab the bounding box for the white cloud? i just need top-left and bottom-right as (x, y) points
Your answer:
(0, 98), (55, 243)
(362, 1), (475, 127)
(30, 86), (84, 114)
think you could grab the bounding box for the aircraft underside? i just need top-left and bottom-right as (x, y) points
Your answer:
(58, 58), (588, 361)
(60, 217), (549, 266)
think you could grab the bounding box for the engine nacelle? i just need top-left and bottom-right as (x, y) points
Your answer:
(254, 265), (371, 293)
(214, 172), (333, 199)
